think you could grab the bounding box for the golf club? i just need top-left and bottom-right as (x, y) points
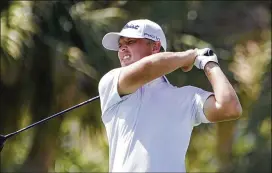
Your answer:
(0, 95), (100, 153)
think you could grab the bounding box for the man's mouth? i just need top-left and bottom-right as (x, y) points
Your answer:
(123, 55), (131, 60)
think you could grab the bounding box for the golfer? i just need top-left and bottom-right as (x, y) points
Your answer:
(98, 19), (242, 172)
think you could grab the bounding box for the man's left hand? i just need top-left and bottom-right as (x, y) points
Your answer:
(194, 48), (219, 70)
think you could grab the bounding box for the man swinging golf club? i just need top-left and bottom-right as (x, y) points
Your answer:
(99, 19), (242, 172)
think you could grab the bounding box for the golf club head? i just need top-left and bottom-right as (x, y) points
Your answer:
(0, 135), (7, 152)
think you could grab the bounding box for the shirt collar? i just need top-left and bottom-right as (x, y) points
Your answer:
(146, 76), (170, 86)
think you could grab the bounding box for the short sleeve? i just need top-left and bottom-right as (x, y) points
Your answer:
(98, 68), (123, 114)
(190, 86), (214, 126)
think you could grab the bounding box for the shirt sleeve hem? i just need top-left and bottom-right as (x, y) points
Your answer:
(199, 92), (214, 123)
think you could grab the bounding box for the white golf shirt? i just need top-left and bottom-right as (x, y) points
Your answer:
(98, 68), (213, 172)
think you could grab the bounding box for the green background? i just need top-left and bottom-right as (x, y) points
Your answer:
(1, 1), (271, 172)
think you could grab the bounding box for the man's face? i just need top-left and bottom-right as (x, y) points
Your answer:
(117, 37), (159, 67)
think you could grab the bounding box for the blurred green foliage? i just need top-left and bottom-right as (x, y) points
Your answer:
(0, 1), (271, 172)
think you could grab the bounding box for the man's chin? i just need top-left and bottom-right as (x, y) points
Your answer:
(121, 61), (134, 67)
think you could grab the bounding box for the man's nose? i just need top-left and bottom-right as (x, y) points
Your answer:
(119, 45), (128, 52)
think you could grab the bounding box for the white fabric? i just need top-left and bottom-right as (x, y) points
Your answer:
(98, 68), (214, 172)
(102, 19), (167, 51)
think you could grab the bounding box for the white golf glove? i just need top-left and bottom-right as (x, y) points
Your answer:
(194, 48), (219, 70)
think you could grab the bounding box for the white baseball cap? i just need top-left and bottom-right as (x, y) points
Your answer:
(102, 19), (167, 51)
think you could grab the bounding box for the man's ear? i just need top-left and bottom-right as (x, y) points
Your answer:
(152, 41), (161, 53)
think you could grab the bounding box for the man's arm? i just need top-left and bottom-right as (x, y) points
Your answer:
(203, 62), (243, 122)
(118, 50), (197, 95)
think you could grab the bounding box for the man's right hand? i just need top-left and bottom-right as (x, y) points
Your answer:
(180, 49), (198, 72)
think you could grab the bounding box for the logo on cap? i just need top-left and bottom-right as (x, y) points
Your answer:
(123, 24), (139, 30)
(144, 33), (160, 41)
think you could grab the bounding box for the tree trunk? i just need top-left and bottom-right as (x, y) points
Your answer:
(19, 35), (60, 172)
(216, 121), (237, 172)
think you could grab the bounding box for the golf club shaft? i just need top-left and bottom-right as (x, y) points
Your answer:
(5, 96), (100, 139)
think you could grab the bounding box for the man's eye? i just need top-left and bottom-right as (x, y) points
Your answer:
(128, 40), (136, 44)
(118, 43), (123, 48)
(118, 40), (136, 48)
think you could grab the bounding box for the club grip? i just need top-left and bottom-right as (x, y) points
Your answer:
(204, 49), (214, 56)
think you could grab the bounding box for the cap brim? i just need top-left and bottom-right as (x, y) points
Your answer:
(102, 32), (121, 51)
(102, 32), (144, 51)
